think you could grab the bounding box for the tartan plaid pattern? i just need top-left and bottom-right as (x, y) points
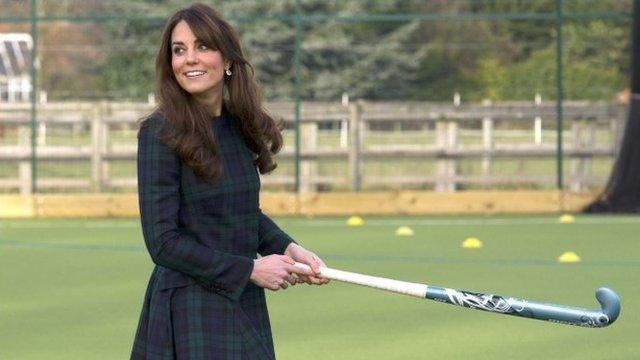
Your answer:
(131, 113), (293, 359)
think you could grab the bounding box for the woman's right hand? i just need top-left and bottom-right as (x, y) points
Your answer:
(250, 255), (312, 291)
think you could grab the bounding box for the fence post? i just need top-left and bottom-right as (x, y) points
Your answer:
(90, 102), (105, 192)
(299, 119), (318, 193)
(610, 106), (624, 159)
(37, 92), (47, 146)
(348, 101), (362, 191)
(436, 94), (459, 192)
(340, 93), (349, 149)
(448, 120), (458, 190)
(481, 99), (493, 184)
(101, 102), (110, 191)
(534, 94), (543, 145)
(18, 125), (32, 195)
(436, 120), (457, 192)
(569, 121), (580, 191)
(435, 120), (447, 191)
(569, 119), (594, 191)
(583, 119), (595, 188)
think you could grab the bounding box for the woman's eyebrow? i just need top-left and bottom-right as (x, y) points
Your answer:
(171, 40), (206, 46)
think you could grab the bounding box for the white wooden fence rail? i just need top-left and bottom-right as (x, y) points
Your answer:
(0, 101), (627, 194)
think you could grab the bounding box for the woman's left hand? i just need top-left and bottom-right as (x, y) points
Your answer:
(283, 243), (330, 285)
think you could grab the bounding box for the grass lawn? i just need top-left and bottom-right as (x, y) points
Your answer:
(1, 215), (638, 359)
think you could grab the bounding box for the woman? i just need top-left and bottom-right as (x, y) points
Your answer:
(131, 3), (328, 359)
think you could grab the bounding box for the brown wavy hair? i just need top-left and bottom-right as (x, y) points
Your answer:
(153, 3), (282, 182)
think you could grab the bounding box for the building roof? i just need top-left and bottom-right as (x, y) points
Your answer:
(0, 33), (33, 80)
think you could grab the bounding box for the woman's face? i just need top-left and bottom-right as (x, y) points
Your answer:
(170, 20), (229, 101)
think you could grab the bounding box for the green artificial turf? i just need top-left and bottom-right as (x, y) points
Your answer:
(1, 215), (638, 359)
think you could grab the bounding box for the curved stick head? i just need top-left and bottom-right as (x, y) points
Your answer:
(595, 287), (621, 326)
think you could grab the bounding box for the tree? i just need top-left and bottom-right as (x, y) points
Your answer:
(585, 0), (640, 213)
(12, 0), (629, 102)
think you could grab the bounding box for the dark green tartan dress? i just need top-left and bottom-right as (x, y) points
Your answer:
(131, 113), (294, 359)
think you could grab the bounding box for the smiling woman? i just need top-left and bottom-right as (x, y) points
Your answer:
(151, 3), (286, 182)
(130, 3), (329, 360)
(170, 20), (230, 111)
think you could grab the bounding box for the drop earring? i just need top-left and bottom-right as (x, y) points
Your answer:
(225, 68), (232, 76)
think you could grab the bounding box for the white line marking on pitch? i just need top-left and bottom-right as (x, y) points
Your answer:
(282, 217), (640, 227)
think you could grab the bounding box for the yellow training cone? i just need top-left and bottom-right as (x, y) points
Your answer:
(346, 216), (364, 226)
(558, 251), (581, 263)
(558, 214), (575, 223)
(462, 237), (483, 249)
(395, 226), (414, 236)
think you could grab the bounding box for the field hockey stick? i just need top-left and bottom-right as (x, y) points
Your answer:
(293, 262), (620, 328)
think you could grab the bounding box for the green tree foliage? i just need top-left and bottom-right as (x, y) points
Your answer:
(22, 0), (630, 101)
(100, 20), (160, 100)
(473, 0), (630, 101)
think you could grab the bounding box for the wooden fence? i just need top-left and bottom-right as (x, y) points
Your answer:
(0, 100), (627, 194)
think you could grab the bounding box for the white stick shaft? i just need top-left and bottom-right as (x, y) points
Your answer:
(294, 262), (427, 298)
(293, 264), (621, 328)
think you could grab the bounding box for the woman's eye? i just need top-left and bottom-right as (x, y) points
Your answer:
(198, 44), (209, 50)
(172, 47), (184, 55)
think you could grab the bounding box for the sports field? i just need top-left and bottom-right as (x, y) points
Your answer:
(1, 215), (638, 359)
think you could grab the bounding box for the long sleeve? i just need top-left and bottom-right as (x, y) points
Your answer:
(137, 116), (253, 301)
(257, 210), (296, 256)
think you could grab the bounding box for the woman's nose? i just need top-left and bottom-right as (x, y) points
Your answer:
(186, 49), (198, 64)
